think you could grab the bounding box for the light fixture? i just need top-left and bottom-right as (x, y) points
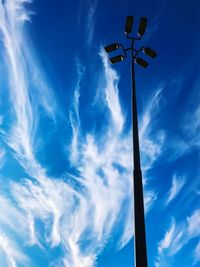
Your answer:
(143, 47), (157, 58)
(104, 43), (120, 53)
(138, 17), (147, 36)
(125, 15), (134, 34)
(110, 55), (124, 64)
(135, 57), (148, 68)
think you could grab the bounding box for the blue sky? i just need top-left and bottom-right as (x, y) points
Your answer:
(0, 0), (199, 266)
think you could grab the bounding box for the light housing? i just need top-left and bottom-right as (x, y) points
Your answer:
(143, 47), (157, 58)
(138, 17), (147, 36)
(135, 57), (148, 68)
(125, 16), (134, 34)
(110, 55), (125, 64)
(104, 43), (119, 53)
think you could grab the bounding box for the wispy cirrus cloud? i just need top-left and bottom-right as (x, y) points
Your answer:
(78, 0), (98, 45)
(155, 209), (200, 266)
(0, 148), (6, 168)
(171, 102), (200, 161)
(0, 0), (57, 176)
(139, 85), (165, 212)
(0, 193), (30, 267)
(193, 240), (200, 265)
(0, 1), (60, 265)
(165, 174), (186, 206)
(86, 0), (98, 45)
(100, 49), (124, 133)
(184, 103), (200, 151)
(139, 85), (165, 172)
(69, 58), (85, 164)
(0, 196), (36, 267)
(165, 73), (200, 162)
(0, 231), (28, 267)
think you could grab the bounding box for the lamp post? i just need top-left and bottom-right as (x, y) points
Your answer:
(104, 16), (157, 267)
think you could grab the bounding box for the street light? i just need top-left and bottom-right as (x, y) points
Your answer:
(110, 55), (125, 64)
(125, 15), (134, 34)
(143, 47), (157, 58)
(135, 57), (148, 68)
(138, 17), (147, 36)
(104, 43), (120, 53)
(104, 16), (157, 267)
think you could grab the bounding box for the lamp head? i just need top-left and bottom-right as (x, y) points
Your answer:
(143, 47), (157, 58)
(135, 57), (148, 68)
(138, 17), (147, 36)
(104, 43), (119, 53)
(125, 16), (134, 34)
(110, 55), (125, 64)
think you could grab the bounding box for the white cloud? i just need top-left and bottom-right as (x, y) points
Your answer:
(168, 91), (200, 161)
(0, 148), (6, 168)
(156, 209), (200, 266)
(0, 0), (57, 176)
(144, 189), (157, 213)
(0, 231), (28, 267)
(100, 49), (124, 133)
(139, 85), (165, 172)
(69, 58), (85, 164)
(193, 240), (200, 265)
(0, 194), (27, 234)
(158, 219), (176, 254)
(187, 209), (200, 237)
(78, 0), (98, 45)
(0, 194), (29, 267)
(138, 85), (166, 213)
(165, 174), (186, 206)
(85, 0), (98, 45)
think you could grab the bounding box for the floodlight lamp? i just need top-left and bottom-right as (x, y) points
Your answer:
(135, 57), (148, 68)
(110, 55), (124, 64)
(125, 16), (134, 34)
(143, 47), (157, 58)
(104, 43), (120, 53)
(138, 17), (147, 36)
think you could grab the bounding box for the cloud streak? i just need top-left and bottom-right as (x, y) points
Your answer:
(0, 231), (28, 267)
(165, 174), (186, 206)
(156, 209), (200, 266)
(0, 0), (57, 176)
(138, 85), (165, 213)
(86, 0), (98, 45)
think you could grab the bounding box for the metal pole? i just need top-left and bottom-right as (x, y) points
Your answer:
(131, 40), (148, 267)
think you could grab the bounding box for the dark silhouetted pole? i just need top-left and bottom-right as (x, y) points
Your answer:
(131, 39), (148, 267)
(104, 15), (157, 267)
